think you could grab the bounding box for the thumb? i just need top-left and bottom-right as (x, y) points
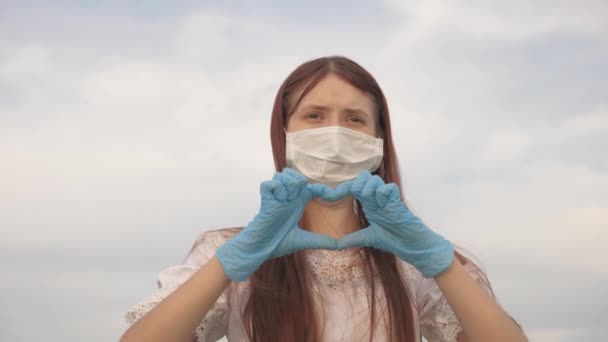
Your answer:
(291, 228), (338, 250)
(337, 228), (376, 250)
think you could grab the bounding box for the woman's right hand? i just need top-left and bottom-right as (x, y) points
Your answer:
(215, 167), (345, 282)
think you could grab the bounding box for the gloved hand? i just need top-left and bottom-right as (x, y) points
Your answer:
(216, 167), (347, 282)
(336, 170), (455, 278)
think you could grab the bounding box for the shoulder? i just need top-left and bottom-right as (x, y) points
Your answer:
(191, 227), (242, 250)
(182, 227), (243, 265)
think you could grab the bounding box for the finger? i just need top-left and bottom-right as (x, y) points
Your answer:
(300, 184), (316, 202)
(274, 172), (299, 201)
(361, 175), (384, 203)
(332, 180), (354, 200)
(292, 228), (338, 250)
(376, 183), (399, 208)
(260, 179), (286, 202)
(306, 182), (352, 202)
(351, 170), (371, 198)
(336, 228), (376, 250)
(282, 167), (308, 185)
(305, 183), (333, 200)
(282, 167), (308, 199)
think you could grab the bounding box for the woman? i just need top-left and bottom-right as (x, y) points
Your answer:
(121, 56), (528, 342)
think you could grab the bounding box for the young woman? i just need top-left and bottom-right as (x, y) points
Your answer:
(120, 56), (528, 342)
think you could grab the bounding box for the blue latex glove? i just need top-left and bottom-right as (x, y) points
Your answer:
(216, 168), (346, 282)
(336, 171), (455, 278)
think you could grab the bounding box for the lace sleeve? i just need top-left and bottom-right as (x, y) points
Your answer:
(417, 261), (494, 342)
(123, 229), (240, 342)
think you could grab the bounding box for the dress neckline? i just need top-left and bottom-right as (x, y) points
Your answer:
(303, 247), (365, 261)
(302, 247), (370, 292)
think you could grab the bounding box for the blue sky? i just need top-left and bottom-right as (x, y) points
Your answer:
(1, 1), (607, 341)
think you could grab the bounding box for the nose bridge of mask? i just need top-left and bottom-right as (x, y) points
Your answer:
(285, 125), (379, 137)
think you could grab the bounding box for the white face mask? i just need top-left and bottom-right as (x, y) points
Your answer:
(285, 126), (384, 188)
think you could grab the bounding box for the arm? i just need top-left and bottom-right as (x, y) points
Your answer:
(120, 256), (231, 342)
(121, 169), (339, 342)
(434, 257), (528, 342)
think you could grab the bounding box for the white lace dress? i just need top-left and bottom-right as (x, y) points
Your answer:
(124, 229), (493, 341)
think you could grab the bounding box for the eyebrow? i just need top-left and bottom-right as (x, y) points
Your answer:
(298, 104), (372, 117)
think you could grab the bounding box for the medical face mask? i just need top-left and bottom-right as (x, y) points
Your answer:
(285, 126), (384, 188)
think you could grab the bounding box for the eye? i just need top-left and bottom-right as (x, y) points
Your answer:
(348, 115), (365, 124)
(306, 112), (321, 119)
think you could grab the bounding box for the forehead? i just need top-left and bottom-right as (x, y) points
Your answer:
(288, 74), (377, 114)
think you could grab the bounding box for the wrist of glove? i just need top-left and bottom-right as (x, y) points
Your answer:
(382, 210), (455, 278)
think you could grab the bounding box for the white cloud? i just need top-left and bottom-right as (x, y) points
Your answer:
(384, 0), (608, 39)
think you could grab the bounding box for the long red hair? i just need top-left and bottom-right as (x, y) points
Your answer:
(239, 56), (497, 341)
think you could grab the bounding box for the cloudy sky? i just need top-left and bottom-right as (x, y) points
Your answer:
(1, 1), (607, 341)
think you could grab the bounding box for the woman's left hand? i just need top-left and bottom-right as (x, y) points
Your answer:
(336, 170), (455, 278)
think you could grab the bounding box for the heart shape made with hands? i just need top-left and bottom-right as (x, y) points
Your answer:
(218, 168), (408, 282)
(220, 168), (453, 282)
(271, 168), (405, 256)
